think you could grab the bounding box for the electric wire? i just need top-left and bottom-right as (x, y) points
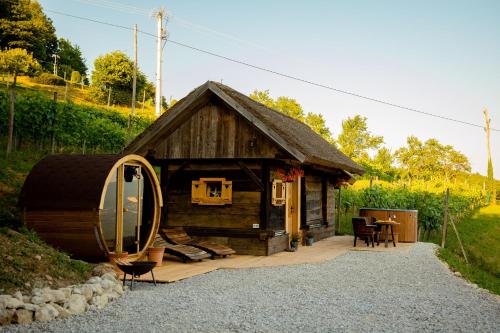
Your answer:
(45, 9), (499, 132)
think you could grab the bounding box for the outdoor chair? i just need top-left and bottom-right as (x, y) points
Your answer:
(161, 227), (236, 258)
(352, 217), (377, 247)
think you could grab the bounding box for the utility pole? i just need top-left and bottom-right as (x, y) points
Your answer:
(484, 109), (496, 205)
(155, 8), (166, 118)
(129, 24), (138, 136)
(52, 54), (59, 76)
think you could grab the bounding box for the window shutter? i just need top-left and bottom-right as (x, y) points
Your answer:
(221, 180), (233, 204)
(191, 180), (204, 203)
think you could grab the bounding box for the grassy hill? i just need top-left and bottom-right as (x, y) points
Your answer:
(438, 205), (500, 294)
(3, 75), (157, 121)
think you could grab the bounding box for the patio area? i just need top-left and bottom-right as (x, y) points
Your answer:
(138, 235), (414, 283)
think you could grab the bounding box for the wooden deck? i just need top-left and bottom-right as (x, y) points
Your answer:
(137, 236), (414, 283)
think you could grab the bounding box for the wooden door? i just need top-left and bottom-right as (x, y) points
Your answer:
(285, 177), (301, 240)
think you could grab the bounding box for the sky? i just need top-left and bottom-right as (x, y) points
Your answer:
(39, 0), (499, 177)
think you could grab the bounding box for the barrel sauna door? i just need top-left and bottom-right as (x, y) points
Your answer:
(101, 163), (156, 256)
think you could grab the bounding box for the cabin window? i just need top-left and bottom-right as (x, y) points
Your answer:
(192, 178), (232, 205)
(272, 179), (286, 206)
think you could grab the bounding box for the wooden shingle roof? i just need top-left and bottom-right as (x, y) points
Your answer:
(125, 81), (364, 175)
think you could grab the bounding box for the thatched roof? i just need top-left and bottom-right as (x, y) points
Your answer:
(126, 81), (364, 175)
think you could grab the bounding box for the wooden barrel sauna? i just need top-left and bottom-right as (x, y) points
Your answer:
(359, 208), (418, 243)
(19, 154), (163, 262)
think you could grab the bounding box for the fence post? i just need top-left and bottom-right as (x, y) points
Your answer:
(51, 92), (57, 154)
(449, 215), (469, 264)
(336, 187), (342, 234)
(441, 188), (450, 248)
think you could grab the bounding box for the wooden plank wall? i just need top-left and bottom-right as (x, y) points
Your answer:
(326, 182), (336, 226)
(305, 175), (323, 226)
(166, 168), (262, 230)
(155, 102), (282, 159)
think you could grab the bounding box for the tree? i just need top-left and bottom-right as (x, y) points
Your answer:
(337, 115), (384, 163)
(249, 89), (274, 108)
(90, 51), (149, 105)
(304, 112), (335, 144)
(249, 89), (335, 143)
(58, 38), (88, 78)
(395, 136), (471, 181)
(370, 147), (395, 179)
(0, 48), (40, 155)
(0, 0), (57, 71)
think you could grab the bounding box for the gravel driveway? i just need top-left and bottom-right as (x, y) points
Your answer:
(4, 243), (499, 333)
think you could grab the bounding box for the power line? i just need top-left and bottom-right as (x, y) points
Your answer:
(45, 9), (499, 132)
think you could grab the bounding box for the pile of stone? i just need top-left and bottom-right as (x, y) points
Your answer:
(0, 266), (125, 326)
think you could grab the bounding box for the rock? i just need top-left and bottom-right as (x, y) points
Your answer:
(101, 272), (118, 282)
(13, 291), (23, 302)
(45, 274), (53, 281)
(12, 309), (33, 324)
(90, 283), (104, 296)
(100, 279), (115, 290)
(41, 290), (55, 303)
(30, 295), (46, 305)
(35, 304), (59, 322)
(72, 287), (82, 295)
(51, 303), (71, 319)
(103, 291), (120, 302)
(90, 295), (108, 309)
(24, 282), (31, 288)
(32, 288), (42, 297)
(87, 276), (102, 285)
(1, 295), (23, 309)
(60, 288), (72, 299)
(0, 308), (15, 326)
(50, 289), (67, 304)
(22, 296), (31, 303)
(34, 255), (42, 261)
(113, 283), (124, 295)
(80, 285), (94, 301)
(64, 294), (86, 315)
(454, 271), (462, 277)
(92, 263), (115, 276)
(21, 303), (39, 312)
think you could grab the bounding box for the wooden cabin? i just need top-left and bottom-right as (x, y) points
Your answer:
(19, 154), (163, 262)
(125, 81), (364, 255)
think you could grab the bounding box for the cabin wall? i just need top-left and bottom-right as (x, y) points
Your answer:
(166, 168), (262, 229)
(301, 172), (337, 241)
(154, 100), (284, 160)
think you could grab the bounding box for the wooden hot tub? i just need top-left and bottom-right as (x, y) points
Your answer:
(19, 154), (163, 262)
(359, 208), (418, 243)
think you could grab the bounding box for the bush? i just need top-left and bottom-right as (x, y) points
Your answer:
(34, 73), (66, 86)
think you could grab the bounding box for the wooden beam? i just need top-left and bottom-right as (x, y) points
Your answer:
(166, 161), (190, 187)
(322, 175), (328, 226)
(160, 161), (169, 226)
(260, 160), (270, 230)
(237, 161), (265, 191)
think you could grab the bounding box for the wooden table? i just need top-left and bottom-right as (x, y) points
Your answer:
(375, 221), (400, 248)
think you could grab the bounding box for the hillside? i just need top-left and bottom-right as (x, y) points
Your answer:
(438, 205), (500, 294)
(2, 76), (157, 121)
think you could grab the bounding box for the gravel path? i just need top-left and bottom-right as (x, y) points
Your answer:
(4, 243), (499, 333)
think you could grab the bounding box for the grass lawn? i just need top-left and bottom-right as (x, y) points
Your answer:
(438, 205), (500, 294)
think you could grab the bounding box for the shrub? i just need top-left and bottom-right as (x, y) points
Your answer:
(34, 73), (66, 86)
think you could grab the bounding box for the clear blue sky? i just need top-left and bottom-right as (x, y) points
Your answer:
(40, 0), (499, 177)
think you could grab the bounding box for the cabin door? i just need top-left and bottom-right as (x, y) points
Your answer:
(285, 177), (301, 241)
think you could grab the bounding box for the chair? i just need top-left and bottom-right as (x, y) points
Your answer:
(161, 227), (236, 258)
(352, 217), (377, 247)
(153, 234), (211, 263)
